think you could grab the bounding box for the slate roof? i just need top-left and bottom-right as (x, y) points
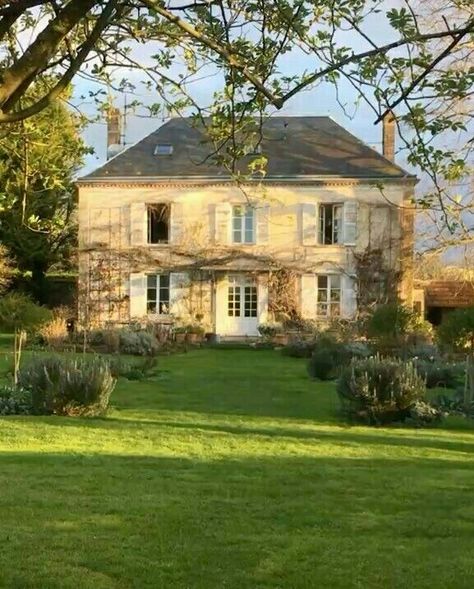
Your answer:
(80, 116), (414, 181)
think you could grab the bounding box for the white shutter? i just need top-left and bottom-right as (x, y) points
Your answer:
(256, 205), (269, 245)
(343, 201), (358, 246)
(257, 275), (269, 324)
(170, 202), (184, 245)
(130, 202), (146, 246)
(300, 274), (316, 318)
(170, 272), (190, 318)
(129, 273), (147, 319)
(215, 203), (232, 245)
(301, 203), (317, 246)
(88, 208), (109, 245)
(342, 274), (358, 318)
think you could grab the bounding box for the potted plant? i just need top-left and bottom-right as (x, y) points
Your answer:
(258, 322), (287, 345)
(186, 324), (205, 344)
(173, 325), (187, 343)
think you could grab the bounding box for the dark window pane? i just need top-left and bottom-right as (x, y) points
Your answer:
(148, 204), (169, 244)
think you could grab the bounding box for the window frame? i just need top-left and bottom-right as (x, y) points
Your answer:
(146, 273), (170, 315)
(316, 274), (342, 318)
(318, 203), (343, 245)
(232, 205), (256, 244)
(147, 203), (170, 245)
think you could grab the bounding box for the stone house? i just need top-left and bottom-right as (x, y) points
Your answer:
(76, 116), (416, 337)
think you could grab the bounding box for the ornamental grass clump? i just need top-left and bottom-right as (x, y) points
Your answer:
(18, 355), (115, 416)
(337, 356), (429, 425)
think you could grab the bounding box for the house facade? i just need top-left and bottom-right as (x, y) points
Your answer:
(77, 116), (416, 337)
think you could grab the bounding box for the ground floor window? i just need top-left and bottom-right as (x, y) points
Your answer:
(147, 274), (170, 314)
(317, 274), (341, 317)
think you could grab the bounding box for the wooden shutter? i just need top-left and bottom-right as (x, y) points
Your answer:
(88, 208), (109, 245)
(301, 203), (317, 246)
(215, 203), (232, 245)
(256, 205), (270, 245)
(343, 201), (358, 246)
(170, 202), (184, 245)
(342, 274), (357, 318)
(170, 272), (190, 318)
(300, 274), (316, 318)
(129, 272), (147, 319)
(130, 202), (146, 246)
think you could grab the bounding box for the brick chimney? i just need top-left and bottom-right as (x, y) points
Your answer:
(106, 107), (122, 158)
(382, 111), (396, 161)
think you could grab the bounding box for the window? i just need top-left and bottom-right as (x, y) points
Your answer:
(244, 285), (257, 317)
(228, 284), (241, 317)
(232, 205), (255, 244)
(154, 144), (173, 156)
(147, 274), (170, 314)
(147, 204), (169, 244)
(319, 204), (343, 244)
(317, 275), (341, 318)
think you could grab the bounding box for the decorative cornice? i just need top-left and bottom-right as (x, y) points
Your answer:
(77, 175), (417, 189)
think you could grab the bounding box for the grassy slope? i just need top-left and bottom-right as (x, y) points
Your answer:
(1, 347), (474, 588)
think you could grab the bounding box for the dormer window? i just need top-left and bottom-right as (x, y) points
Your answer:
(147, 204), (169, 244)
(154, 144), (173, 156)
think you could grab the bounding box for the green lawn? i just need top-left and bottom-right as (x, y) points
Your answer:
(1, 347), (474, 588)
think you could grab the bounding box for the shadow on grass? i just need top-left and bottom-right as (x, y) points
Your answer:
(14, 412), (474, 456)
(0, 451), (474, 588)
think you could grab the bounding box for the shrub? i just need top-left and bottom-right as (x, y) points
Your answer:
(107, 355), (159, 381)
(119, 329), (159, 356)
(0, 384), (32, 415)
(307, 348), (336, 380)
(407, 401), (442, 426)
(344, 341), (372, 359)
(281, 340), (315, 358)
(365, 303), (418, 342)
(438, 307), (474, 352)
(337, 356), (427, 424)
(37, 307), (70, 350)
(414, 360), (459, 389)
(258, 322), (282, 338)
(0, 292), (52, 334)
(18, 355), (115, 416)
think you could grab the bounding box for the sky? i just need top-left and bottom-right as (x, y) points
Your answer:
(77, 0), (408, 176)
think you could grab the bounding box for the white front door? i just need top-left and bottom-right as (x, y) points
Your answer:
(215, 275), (260, 336)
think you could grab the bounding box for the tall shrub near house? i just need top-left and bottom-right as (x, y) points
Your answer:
(438, 307), (474, 409)
(0, 293), (51, 383)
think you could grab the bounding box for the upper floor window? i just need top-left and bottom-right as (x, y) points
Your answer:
(317, 275), (341, 318)
(147, 274), (170, 314)
(148, 204), (169, 244)
(319, 204), (342, 245)
(232, 205), (255, 244)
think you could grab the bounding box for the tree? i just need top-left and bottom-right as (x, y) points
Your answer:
(0, 243), (12, 292)
(438, 307), (474, 409)
(0, 1), (472, 247)
(0, 94), (89, 302)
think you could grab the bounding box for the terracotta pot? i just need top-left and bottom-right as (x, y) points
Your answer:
(175, 332), (187, 343)
(272, 333), (289, 346)
(186, 332), (200, 344)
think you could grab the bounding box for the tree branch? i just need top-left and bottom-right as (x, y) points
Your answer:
(0, 0), (99, 111)
(0, 0), (120, 122)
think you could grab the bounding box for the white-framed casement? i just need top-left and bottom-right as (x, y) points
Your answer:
(129, 201), (183, 246)
(214, 202), (269, 246)
(301, 201), (358, 247)
(300, 273), (357, 319)
(129, 271), (189, 320)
